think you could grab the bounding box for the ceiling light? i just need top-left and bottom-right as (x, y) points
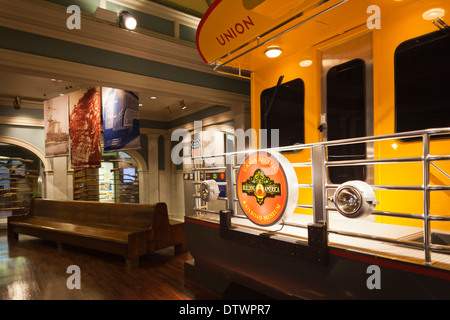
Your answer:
(119, 11), (137, 30)
(151, 96), (157, 100)
(332, 180), (378, 219)
(423, 8), (445, 20)
(299, 59), (313, 67)
(265, 47), (282, 58)
(180, 100), (187, 110)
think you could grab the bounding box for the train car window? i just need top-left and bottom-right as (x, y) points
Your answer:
(326, 59), (367, 184)
(260, 78), (305, 148)
(395, 30), (450, 140)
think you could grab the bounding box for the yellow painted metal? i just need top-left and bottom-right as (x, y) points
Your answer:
(198, 0), (450, 231)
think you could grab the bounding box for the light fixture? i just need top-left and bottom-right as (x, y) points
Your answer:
(119, 11), (137, 30)
(199, 180), (219, 202)
(180, 100), (187, 110)
(13, 96), (21, 110)
(299, 59), (313, 67)
(264, 47), (282, 58)
(166, 106), (171, 114)
(331, 180), (378, 219)
(151, 96), (157, 100)
(423, 8), (445, 21)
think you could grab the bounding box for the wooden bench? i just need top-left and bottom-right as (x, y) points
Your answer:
(7, 198), (185, 267)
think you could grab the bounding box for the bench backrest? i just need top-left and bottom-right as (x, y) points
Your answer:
(29, 198), (167, 230)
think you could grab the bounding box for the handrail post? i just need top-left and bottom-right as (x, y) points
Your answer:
(423, 133), (432, 265)
(225, 133), (237, 214)
(311, 145), (327, 225)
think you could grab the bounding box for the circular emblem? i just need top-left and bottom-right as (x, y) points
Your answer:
(236, 151), (298, 226)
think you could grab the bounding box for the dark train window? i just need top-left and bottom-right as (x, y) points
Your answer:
(326, 59), (367, 184)
(395, 30), (450, 139)
(260, 78), (305, 148)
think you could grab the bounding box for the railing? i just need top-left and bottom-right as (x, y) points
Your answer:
(191, 128), (450, 266)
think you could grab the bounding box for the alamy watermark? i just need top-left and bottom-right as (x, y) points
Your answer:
(66, 265), (81, 290)
(66, 5), (81, 30)
(366, 265), (381, 290)
(170, 121), (280, 167)
(64, 4), (381, 31)
(367, 5), (381, 30)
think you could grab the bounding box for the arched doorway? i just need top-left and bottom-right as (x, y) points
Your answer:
(72, 150), (148, 204)
(0, 137), (50, 220)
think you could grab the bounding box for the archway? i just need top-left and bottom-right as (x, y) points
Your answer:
(0, 136), (52, 221)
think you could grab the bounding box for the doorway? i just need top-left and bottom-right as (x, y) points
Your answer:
(321, 33), (374, 184)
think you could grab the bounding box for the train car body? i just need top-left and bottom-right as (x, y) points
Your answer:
(185, 0), (450, 299)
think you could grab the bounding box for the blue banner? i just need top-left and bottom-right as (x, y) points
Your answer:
(102, 88), (141, 152)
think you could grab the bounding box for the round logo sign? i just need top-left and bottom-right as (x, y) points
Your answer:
(236, 151), (298, 226)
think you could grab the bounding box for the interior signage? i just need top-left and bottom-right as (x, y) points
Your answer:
(215, 15), (255, 46)
(236, 151), (298, 226)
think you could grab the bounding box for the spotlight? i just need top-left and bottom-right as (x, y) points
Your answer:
(199, 180), (219, 202)
(264, 47), (282, 58)
(180, 100), (187, 110)
(119, 11), (137, 30)
(332, 180), (378, 219)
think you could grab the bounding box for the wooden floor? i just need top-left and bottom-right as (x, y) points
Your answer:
(0, 228), (224, 300)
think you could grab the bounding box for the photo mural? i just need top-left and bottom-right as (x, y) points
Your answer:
(69, 87), (102, 168)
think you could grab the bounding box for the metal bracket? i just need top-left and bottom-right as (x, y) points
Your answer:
(220, 210), (329, 266)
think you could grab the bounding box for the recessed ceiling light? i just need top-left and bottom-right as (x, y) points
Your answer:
(423, 8), (445, 20)
(299, 59), (313, 67)
(151, 97), (157, 100)
(265, 47), (282, 58)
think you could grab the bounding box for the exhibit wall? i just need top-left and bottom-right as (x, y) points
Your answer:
(0, 0), (250, 223)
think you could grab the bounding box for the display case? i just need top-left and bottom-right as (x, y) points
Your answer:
(73, 168), (99, 201)
(0, 156), (38, 215)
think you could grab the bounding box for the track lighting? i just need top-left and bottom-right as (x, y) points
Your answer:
(119, 11), (137, 30)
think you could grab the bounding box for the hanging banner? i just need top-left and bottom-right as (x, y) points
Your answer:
(101, 88), (141, 152)
(69, 87), (102, 168)
(44, 95), (69, 157)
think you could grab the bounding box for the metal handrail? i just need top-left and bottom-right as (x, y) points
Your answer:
(191, 127), (450, 265)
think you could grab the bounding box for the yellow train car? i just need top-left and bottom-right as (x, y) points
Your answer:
(185, 0), (450, 299)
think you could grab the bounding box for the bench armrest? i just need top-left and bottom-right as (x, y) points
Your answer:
(7, 211), (32, 223)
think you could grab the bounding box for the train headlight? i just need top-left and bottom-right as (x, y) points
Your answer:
(199, 180), (219, 202)
(332, 181), (378, 218)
